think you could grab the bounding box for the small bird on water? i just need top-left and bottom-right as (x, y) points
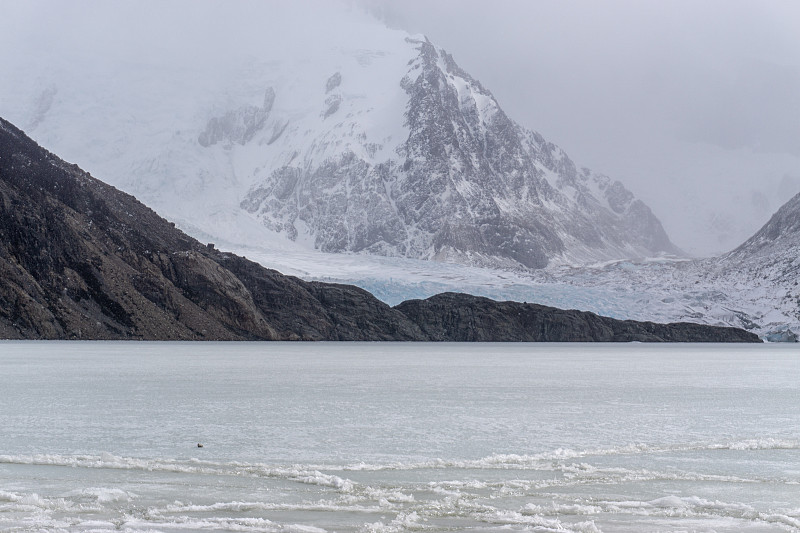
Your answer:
(197, 443), (204, 448)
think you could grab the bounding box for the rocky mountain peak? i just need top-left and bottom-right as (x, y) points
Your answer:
(239, 38), (678, 269)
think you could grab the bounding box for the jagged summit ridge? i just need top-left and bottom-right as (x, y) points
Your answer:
(240, 37), (678, 269)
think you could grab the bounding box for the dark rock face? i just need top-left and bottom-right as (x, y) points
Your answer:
(395, 293), (762, 343)
(0, 117), (759, 342)
(0, 117), (420, 340)
(325, 72), (342, 93)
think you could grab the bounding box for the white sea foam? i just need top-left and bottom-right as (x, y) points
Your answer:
(522, 495), (800, 531)
(66, 487), (135, 503)
(123, 515), (281, 532)
(485, 510), (602, 533)
(285, 525), (328, 533)
(0, 454), (359, 492)
(716, 438), (800, 451)
(338, 440), (800, 472)
(2, 438), (797, 481)
(2, 343), (798, 532)
(162, 500), (382, 515)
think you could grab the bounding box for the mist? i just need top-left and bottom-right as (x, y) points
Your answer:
(358, 0), (800, 255)
(2, 0), (799, 255)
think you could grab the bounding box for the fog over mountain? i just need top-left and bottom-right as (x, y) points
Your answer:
(1, 0), (798, 258)
(359, 0), (800, 256)
(0, 0), (681, 271)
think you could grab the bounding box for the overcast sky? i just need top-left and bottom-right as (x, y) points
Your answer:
(363, 0), (800, 155)
(357, 0), (800, 254)
(2, 0), (799, 254)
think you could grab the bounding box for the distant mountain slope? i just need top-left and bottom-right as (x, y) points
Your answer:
(725, 191), (800, 262)
(513, 192), (800, 340)
(0, 10), (678, 270)
(0, 117), (757, 342)
(710, 191), (800, 338)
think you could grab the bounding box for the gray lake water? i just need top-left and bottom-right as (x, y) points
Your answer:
(0, 341), (798, 532)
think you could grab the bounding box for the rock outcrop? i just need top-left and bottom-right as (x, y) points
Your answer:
(395, 293), (762, 343)
(0, 117), (759, 342)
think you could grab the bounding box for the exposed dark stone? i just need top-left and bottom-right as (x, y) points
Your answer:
(325, 72), (342, 93)
(0, 116), (418, 340)
(395, 293), (762, 343)
(322, 95), (341, 119)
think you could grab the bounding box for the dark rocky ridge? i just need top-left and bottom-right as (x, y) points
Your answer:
(0, 117), (759, 342)
(0, 117), (421, 340)
(395, 293), (761, 343)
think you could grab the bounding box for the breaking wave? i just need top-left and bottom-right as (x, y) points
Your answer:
(2, 436), (799, 476)
(2, 440), (798, 532)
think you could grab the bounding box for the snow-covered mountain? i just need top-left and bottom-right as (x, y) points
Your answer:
(240, 37), (678, 269)
(0, 4), (677, 270)
(479, 191), (800, 340)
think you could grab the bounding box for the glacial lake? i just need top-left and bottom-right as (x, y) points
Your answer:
(0, 341), (798, 532)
